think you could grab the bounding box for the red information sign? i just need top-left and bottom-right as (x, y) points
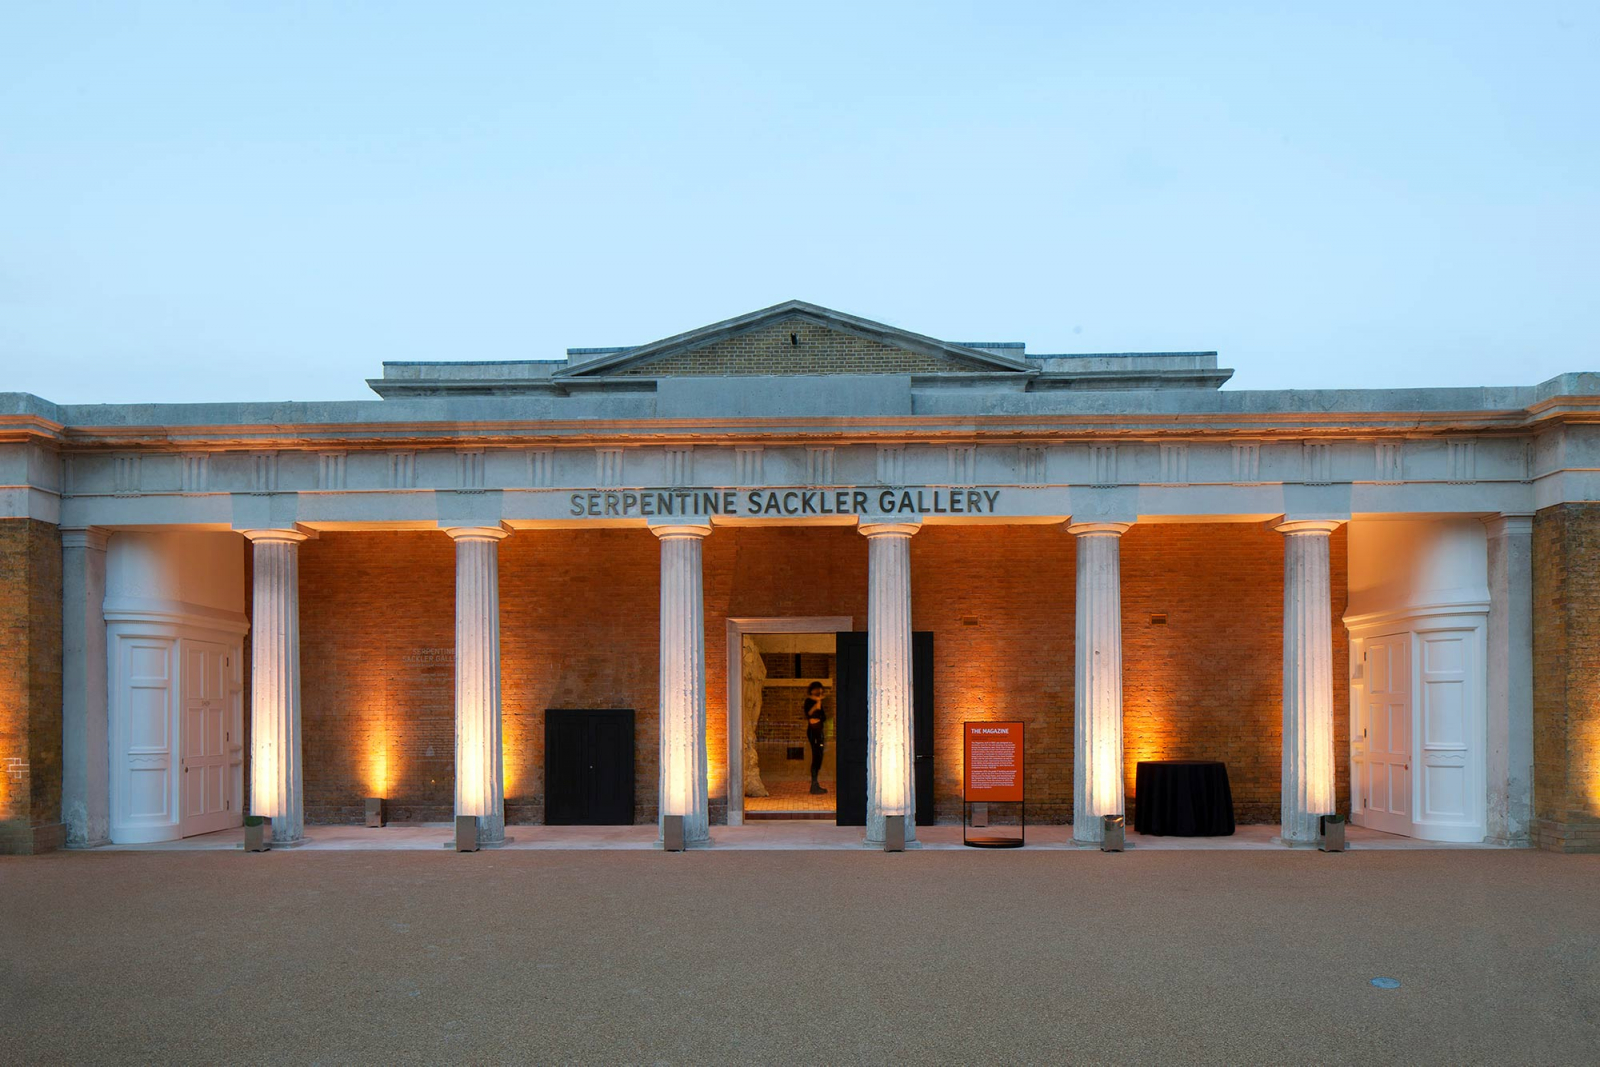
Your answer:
(963, 721), (1024, 803)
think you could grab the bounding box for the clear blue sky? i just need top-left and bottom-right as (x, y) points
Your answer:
(2, 2), (1594, 404)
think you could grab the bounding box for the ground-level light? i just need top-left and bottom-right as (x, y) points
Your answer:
(1319, 814), (1346, 852)
(884, 814), (906, 852)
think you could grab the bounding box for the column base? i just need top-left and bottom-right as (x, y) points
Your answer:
(1484, 834), (1533, 848)
(865, 814), (918, 850)
(1072, 818), (1123, 846)
(654, 837), (713, 850)
(441, 837), (515, 849)
(65, 836), (113, 850)
(266, 834), (310, 849)
(1271, 834), (1323, 849)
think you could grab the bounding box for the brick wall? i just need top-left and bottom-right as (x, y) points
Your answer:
(0, 518), (64, 854)
(1532, 504), (1600, 853)
(298, 531), (457, 824)
(290, 522), (1345, 829)
(905, 525), (1078, 821)
(501, 530), (662, 825)
(297, 529), (665, 825)
(617, 318), (969, 376)
(1122, 523), (1351, 824)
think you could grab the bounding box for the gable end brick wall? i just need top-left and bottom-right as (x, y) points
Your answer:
(617, 318), (971, 376)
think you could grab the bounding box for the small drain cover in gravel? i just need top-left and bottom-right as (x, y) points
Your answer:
(1370, 977), (1401, 989)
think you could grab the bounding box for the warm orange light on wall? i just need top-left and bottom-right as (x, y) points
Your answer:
(707, 725), (728, 798)
(372, 744), (388, 800)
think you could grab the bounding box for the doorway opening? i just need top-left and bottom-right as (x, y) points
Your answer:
(725, 616), (851, 825)
(739, 632), (838, 819)
(724, 617), (936, 828)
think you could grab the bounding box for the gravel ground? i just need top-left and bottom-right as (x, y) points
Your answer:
(2, 848), (1597, 1065)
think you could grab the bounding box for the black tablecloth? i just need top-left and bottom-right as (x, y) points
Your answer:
(1134, 760), (1235, 836)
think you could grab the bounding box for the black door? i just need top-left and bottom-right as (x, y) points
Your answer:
(835, 632), (935, 827)
(912, 630), (934, 826)
(545, 709), (635, 825)
(835, 633), (869, 826)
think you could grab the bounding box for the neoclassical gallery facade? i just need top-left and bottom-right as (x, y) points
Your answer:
(3, 301), (1597, 853)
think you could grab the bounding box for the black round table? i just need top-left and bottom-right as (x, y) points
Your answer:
(1134, 760), (1235, 836)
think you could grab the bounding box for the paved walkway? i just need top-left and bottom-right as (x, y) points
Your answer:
(4, 848), (1595, 1064)
(100, 822), (1510, 851)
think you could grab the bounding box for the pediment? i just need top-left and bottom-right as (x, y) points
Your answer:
(556, 301), (1030, 378)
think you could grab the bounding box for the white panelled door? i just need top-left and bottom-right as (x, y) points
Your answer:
(180, 640), (235, 837)
(1415, 629), (1479, 835)
(1360, 634), (1411, 835)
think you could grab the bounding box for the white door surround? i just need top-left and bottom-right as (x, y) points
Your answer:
(724, 616), (852, 826)
(107, 606), (246, 844)
(1347, 607), (1488, 842)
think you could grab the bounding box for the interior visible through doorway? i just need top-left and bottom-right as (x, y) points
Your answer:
(740, 633), (837, 817)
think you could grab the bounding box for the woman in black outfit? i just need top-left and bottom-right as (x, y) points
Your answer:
(803, 681), (827, 794)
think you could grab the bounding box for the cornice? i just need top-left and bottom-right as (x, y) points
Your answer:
(41, 409), (1575, 452)
(0, 414), (66, 442)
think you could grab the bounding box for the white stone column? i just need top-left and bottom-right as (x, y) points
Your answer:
(244, 529), (309, 847)
(1069, 522), (1130, 845)
(1485, 514), (1534, 845)
(61, 527), (110, 848)
(654, 523), (712, 847)
(859, 521), (919, 847)
(1276, 519), (1341, 845)
(447, 526), (510, 846)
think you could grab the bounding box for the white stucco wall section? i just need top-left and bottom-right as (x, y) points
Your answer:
(1347, 519), (1490, 622)
(1345, 519), (1491, 842)
(104, 531), (247, 844)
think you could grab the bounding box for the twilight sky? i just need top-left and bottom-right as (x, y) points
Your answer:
(2, 2), (1595, 404)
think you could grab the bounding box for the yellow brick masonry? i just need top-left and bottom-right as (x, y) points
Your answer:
(618, 318), (970, 376)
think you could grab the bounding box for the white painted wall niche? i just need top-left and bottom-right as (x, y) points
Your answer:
(105, 530), (249, 843)
(1345, 518), (1489, 842)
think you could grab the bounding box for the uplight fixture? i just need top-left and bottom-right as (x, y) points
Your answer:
(884, 814), (906, 852)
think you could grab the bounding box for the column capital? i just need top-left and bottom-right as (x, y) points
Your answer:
(443, 524), (512, 543)
(240, 525), (315, 545)
(1483, 513), (1534, 537)
(60, 526), (110, 552)
(1272, 518), (1343, 537)
(857, 521), (920, 539)
(650, 523), (712, 541)
(1066, 521), (1133, 538)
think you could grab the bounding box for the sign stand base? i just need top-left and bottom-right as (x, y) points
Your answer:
(963, 801), (1025, 848)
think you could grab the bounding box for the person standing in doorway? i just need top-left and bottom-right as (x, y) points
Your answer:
(803, 681), (827, 794)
